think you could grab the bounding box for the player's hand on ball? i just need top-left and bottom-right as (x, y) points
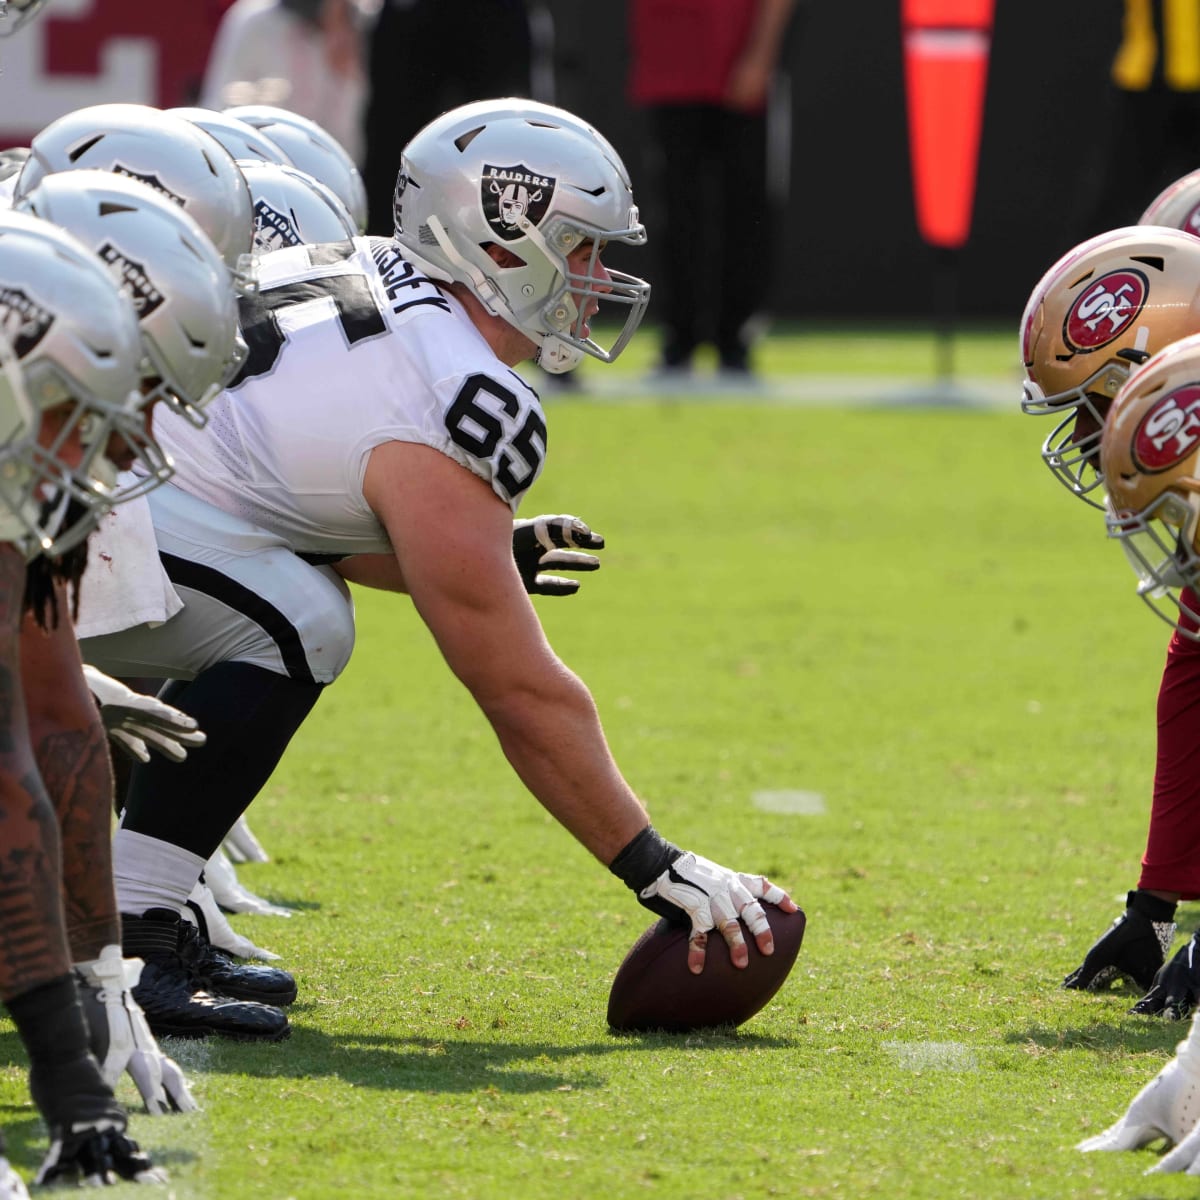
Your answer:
(511, 514), (604, 597)
(82, 666), (206, 763)
(638, 852), (797, 975)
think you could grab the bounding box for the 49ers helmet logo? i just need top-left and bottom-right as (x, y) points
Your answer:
(481, 163), (556, 242)
(1063, 268), (1149, 352)
(1133, 385), (1200, 472)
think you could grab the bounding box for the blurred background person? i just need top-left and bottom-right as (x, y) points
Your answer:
(627, 0), (798, 383)
(361, 0), (541, 234)
(201, 0), (369, 168)
(1080, 0), (1200, 237)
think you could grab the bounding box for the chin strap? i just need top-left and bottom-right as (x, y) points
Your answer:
(424, 215), (582, 374)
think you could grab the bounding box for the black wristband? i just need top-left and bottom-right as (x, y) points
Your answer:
(609, 824), (682, 893)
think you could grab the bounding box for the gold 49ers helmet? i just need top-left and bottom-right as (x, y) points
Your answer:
(1019, 226), (1200, 507)
(1100, 331), (1200, 638)
(1141, 168), (1200, 238)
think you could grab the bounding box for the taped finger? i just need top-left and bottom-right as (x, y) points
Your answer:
(739, 899), (772, 939)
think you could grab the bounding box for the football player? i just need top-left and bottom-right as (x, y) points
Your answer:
(76, 98), (796, 1042)
(0, 211), (173, 1187)
(1075, 332), (1200, 1169)
(1020, 225), (1200, 1016)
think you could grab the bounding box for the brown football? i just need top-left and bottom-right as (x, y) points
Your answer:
(606, 905), (806, 1033)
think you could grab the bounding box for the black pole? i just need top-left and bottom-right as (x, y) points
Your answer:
(934, 245), (958, 384)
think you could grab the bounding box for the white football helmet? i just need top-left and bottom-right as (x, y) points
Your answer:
(392, 99), (650, 374)
(224, 104), (368, 232)
(168, 107), (291, 168)
(0, 211), (159, 557)
(14, 169), (245, 430)
(1019, 226), (1200, 507)
(0, 0), (46, 36)
(238, 161), (358, 255)
(15, 103), (256, 292)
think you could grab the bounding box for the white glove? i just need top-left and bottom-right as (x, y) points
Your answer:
(205, 849), (293, 917)
(75, 945), (198, 1115)
(82, 666), (206, 764)
(221, 814), (270, 864)
(185, 881), (281, 961)
(0, 1155), (28, 1200)
(1078, 1036), (1200, 1154)
(638, 851), (793, 973)
(511, 514), (604, 597)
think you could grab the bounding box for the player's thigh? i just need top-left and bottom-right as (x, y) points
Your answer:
(80, 491), (355, 684)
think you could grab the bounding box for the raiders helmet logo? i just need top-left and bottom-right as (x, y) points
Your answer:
(1132, 384), (1200, 472)
(1063, 268), (1149, 352)
(0, 285), (52, 359)
(111, 165), (186, 209)
(97, 242), (164, 318)
(251, 199), (303, 255)
(481, 162), (556, 242)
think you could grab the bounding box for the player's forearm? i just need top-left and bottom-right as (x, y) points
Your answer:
(476, 672), (650, 865)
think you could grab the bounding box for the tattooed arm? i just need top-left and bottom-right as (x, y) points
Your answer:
(20, 578), (119, 962)
(0, 545), (73, 999)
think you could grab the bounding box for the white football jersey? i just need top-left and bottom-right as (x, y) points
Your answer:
(154, 237), (547, 556)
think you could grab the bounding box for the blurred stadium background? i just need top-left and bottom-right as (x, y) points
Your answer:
(0, 1), (1119, 326)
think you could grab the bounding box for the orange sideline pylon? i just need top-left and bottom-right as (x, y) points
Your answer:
(902, 0), (995, 250)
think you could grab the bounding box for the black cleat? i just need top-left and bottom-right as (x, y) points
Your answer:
(182, 899), (297, 1006)
(1131, 931), (1200, 1020)
(1062, 893), (1176, 993)
(123, 909), (291, 1042)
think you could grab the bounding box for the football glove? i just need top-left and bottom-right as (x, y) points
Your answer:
(1063, 893), (1175, 993)
(1132, 931), (1200, 1020)
(34, 1122), (166, 1187)
(1078, 1048), (1200, 1154)
(75, 945), (198, 1115)
(205, 850), (293, 917)
(221, 814), (270, 864)
(82, 666), (207, 764)
(637, 851), (795, 974)
(511, 514), (603, 597)
(185, 881), (282, 962)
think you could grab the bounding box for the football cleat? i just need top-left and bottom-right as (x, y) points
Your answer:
(1063, 894), (1175, 993)
(122, 909), (291, 1041)
(1132, 932), (1200, 1020)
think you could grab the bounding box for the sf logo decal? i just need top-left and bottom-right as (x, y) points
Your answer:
(1064, 268), (1149, 351)
(1134, 384), (1200, 472)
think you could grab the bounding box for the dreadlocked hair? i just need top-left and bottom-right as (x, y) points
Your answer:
(22, 497), (90, 630)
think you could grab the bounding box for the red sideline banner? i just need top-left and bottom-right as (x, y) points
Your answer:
(902, 0), (995, 250)
(0, 0), (231, 151)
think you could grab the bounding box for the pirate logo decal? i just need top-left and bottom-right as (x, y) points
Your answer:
(481, 163), (555, 242)
(0, 286), (52, 359)
(110, 165), (186, 209)
(251, 199), (303, 256)
(97, 242), (165, 319)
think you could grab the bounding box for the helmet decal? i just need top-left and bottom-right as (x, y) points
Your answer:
(97, 243), (164, 318)
(481, 163), (556, 242)
(0, 285), (52, 358)
(251, 198), (302, 255)
(1063, 268), (1149, 351)
(110, 165), (186, 209)
(1132, 384), (1200, 472)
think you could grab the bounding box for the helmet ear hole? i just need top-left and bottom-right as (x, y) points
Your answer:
(482, 242), (526, 269)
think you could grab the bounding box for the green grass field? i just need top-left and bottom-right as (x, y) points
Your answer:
(5, 326), (1194, 1198)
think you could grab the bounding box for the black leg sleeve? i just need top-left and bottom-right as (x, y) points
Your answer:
(121, 662), (324, 861)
